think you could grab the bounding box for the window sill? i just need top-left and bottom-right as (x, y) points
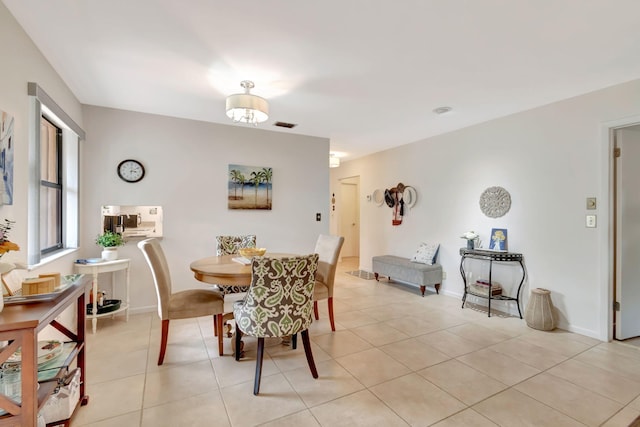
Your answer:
(29, 248), (79, 270)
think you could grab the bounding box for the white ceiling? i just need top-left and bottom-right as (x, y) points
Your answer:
(4, 0), (640, 161)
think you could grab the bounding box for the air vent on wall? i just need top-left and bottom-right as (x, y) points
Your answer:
(273, 121), (297, 129)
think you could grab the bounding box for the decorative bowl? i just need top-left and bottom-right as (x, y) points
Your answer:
(62, 274), (84, 285)
(238, 248), (267, 258)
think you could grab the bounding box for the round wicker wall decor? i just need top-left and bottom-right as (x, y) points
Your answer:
(479, 186), (511, 218)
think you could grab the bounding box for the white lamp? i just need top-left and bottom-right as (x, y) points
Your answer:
(329, 154), (340, 168)
(226, 80), (269, 126)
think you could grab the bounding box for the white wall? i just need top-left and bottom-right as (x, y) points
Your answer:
(0, 2), (83, 274)
(1, 1), (330, 318)
(0, 3), (85, 340)
(81, 106), (330, 311)
(332, 79), (640, 341)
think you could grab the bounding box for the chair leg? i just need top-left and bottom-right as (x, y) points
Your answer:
(291, 333), (297, 350)
(301, 330), (318, 379)
(158, 319), (169, 365)
(235, 329), (243, 361)
(254, 337), (265, 395)
(328, 296), (336, 332)
(215, 314), (223, 356)
(313, 300), (319, 320)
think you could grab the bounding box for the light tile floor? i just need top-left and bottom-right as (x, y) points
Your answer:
(72, 258), (640, 426)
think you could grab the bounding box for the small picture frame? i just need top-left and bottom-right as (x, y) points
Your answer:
(489, 228), (508, 251)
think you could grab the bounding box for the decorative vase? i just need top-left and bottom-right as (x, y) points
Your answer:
(101, 247), (118, 261)
(467, 239), (475, 250)
(525, 288), (556, 331)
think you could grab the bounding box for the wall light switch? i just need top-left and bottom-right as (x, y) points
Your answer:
(586, 215), (597, 228)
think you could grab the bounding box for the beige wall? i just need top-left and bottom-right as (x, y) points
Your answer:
(332, 79), (640, 340)
(4, 0), (640, 340)
(0, 2), (83, 275)
(0, 2), (330, 314)
(81, 106), (330, 311)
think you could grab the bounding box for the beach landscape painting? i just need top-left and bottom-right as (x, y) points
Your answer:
(228, 164), (272, 210)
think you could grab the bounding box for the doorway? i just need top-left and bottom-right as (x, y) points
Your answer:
(614, 124), (640, 341)
(338, 176), (360, 260)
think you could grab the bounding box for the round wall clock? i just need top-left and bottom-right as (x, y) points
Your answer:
(117, 159), (145, 183)
(479, 186), (511, 218)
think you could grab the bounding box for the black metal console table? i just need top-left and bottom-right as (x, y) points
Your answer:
(459, 248), (526, 318)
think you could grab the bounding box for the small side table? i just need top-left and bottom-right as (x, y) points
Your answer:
(74, 258), (130, 333)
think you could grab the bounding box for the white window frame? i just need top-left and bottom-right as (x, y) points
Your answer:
(28, 83), (84, 267)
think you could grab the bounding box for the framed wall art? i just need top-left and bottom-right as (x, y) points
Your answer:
(228, 164), (272, 210)
(0, 110), (15, 205)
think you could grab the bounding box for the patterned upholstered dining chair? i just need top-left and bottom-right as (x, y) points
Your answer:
(213, 234), (258, 340)
(215, 234), (257, 295)
(233, 254), (319, 395)
(216, 235), (256, 256)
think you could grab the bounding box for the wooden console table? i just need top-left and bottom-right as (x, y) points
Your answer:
(459, 248), (526, 318)
(74, 259), (130, 334)
(0, 276), (89, 426)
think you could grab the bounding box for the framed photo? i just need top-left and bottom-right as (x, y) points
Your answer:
(489, 228), (508, 251)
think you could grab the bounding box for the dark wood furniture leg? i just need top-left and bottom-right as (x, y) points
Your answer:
(254, 338), (265, 395)
(158, 319), (169, 365)
(301, 330), (318, 379)
(215, 314), (223, 356)
(328, 297), (336, 331)
(313, 300), (319, 320)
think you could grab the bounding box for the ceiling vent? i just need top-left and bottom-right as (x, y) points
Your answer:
(273, 121), (297, 129)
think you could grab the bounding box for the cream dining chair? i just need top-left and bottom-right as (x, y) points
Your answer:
(138, 238), (225, 364)
(312, 234), (345, 331)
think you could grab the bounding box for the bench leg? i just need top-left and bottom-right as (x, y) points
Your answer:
(420, 285), (425, 297)
(374, 272), (379, 281)
(435, 283), (440, 294)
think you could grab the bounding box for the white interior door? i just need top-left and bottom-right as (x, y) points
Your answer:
(616, 126), (640, 340)
(339, 180), (359, 258)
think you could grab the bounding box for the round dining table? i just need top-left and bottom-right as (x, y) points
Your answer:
(190, 253), (296, 289)
(189, 253), (296, 355)
(190, 254), (252, 288)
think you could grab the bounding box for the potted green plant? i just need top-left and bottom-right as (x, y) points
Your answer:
(96, 231), (125, 261)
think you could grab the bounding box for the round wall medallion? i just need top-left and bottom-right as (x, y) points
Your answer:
(479, 186), (511, 218)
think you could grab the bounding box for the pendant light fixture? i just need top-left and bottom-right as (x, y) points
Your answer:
(225, 80), (269, 126)
(329, 153), (340, 168)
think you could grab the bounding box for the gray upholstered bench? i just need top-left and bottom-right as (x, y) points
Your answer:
(372, 255), (442, 296)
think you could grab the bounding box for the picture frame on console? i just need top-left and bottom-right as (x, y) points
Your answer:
(489, 228), (508, 251)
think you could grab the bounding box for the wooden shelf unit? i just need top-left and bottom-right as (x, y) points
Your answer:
(0, 276), (89, 426)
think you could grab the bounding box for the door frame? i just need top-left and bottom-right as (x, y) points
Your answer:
(601, 115), (640, 342)
(337, 175), (360, 261)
